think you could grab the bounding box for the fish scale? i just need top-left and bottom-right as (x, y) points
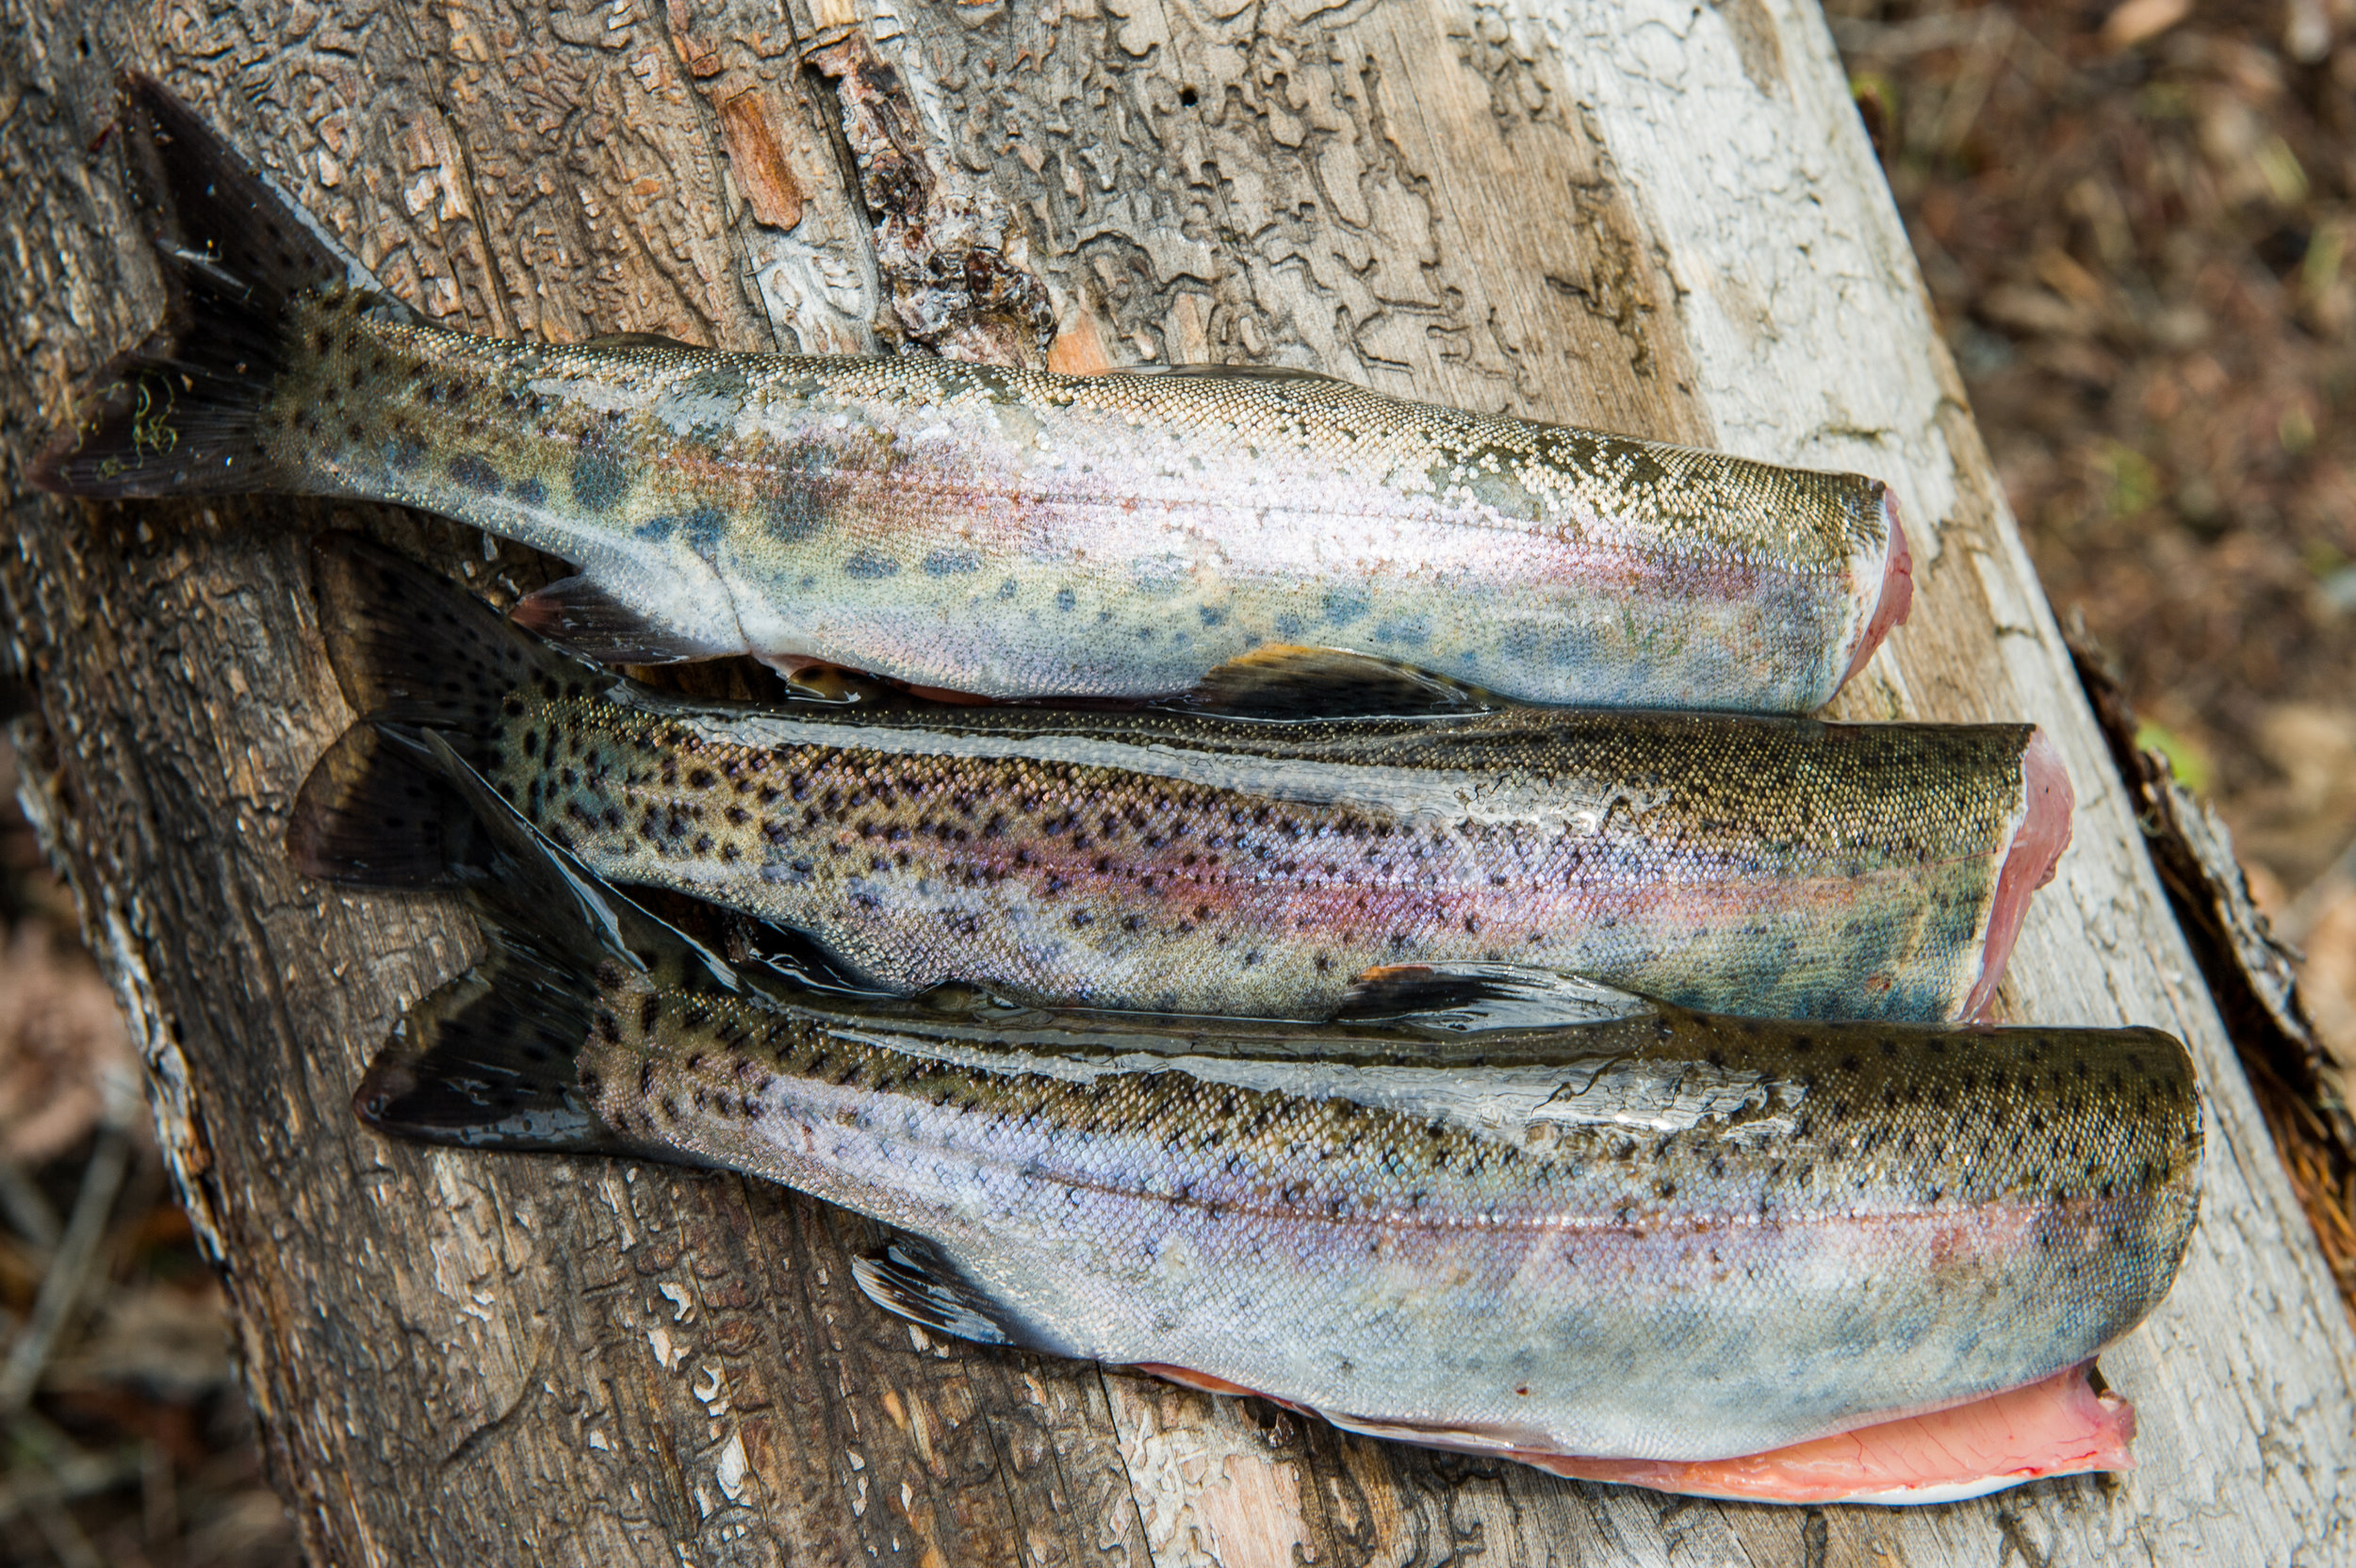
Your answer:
(351, 759), (2201, 1472)
(511, 707), (2016, 1021)
(37, 77), (1911, 713)
(261, 302), (1894, 710)
(295, 534), (2045, 1022)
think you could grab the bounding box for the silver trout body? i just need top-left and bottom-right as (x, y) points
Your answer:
(295, 536), (2065, 1023)
(38, 77), (1912, 713)
(357, 749), (2202, 1472)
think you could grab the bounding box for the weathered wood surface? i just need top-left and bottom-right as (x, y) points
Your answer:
(2, 0), (2351, 1561)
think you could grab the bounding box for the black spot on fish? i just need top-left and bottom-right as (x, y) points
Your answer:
(1199, 605), (1226, 628)
(680, 506), (727, 552)
(923, 547), (981, 577)
(511, 477), (548, 508)
(1273, 612), (1306, 640)
(384, 435), (427, 472)
(843, 548), (900, 580)
(448, 454), (500, 494)
(997, 579), (1019, 601)
(1055, 587), (1078, 612)
(573, 432), (630, 512)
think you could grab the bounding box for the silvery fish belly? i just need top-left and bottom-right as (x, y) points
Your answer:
(35, 77), (1913, 714)
(293, 536), (2068, 1023)
(354, 747), (2201, 1482)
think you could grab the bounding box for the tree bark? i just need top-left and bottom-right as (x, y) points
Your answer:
(3, 0), (2351, 1562)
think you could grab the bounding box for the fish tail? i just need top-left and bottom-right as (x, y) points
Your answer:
(348, 729), (691, 1156)
(288, 724), (496, 889)
(32, 74), (401, 498)
(290, 532), (609, 884)
(352, 876), (630, 1155)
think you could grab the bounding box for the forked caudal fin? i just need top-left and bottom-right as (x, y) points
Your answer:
(354, 892), (627, 1154)
(289, 532), (616, 886)
(344, 731), (722, 1158)
(289, 724), (505, 890)
(32, 74), (416, 498)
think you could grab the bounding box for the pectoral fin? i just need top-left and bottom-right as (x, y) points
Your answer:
(1336, 962), (1657, 1032)
(1174, 646), (1506, 722)
(513, 576), (734, 664)
(1123, 362), (1350, 384)
(579, 331), (706, 351)
(851, 1236), (1060, 1353)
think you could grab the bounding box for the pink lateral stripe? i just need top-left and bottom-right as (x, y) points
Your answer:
(1513, 1364), (2133, 1506)
(1836, 489), (1916, 691)
(1962, 727), (2075, 1021)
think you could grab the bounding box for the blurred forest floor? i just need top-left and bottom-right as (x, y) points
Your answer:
(3, 2), (2354, 1560)
(1833, 0), (2356, 1285)
(1834, 0), (2356, 1038)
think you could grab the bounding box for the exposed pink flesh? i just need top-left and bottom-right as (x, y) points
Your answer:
(1836, 489), (1916, 690)
(1962, 727), (2076, 1021)
(1513, 1364), (2133, 1506)
(1135, 1361), (2133, 1506)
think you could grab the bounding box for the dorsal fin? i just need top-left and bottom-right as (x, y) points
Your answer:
(119, 74), (413, 316)
(1123, 361), (1350, 384)
(1335, 963), (1657, 1033)
(1169, 645), (1507, 721)
(850, 1236), (1058, 1351)
(578, 331), (705, 351)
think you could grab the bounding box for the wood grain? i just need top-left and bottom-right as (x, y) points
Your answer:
(1, 0), (2350, 1562)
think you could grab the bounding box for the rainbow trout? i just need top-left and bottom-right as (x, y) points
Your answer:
(359, 736), (2201, 1501)
(36, 76), (1912, 713)
(291, 534), (2069, 1023)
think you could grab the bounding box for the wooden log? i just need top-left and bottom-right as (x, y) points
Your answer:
(2, 0), (2350, 1561)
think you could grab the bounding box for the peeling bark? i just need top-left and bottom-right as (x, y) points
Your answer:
(2, 0), (2353, 1563)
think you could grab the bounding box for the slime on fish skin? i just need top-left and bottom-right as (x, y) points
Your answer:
(291, 533), (2069, 1024)
(37, 74), (1912, 714)
(341, 734), (2201, 1501)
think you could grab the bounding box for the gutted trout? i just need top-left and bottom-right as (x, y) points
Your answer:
(291, 534), (2067, 1022)
(36, 76), (1911, 713)
(357, 735), (2201, 1503)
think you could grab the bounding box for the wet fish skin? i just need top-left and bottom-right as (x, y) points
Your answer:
(357, 741), (2203, 1473)
(37, 75), (1909, 714)
(294, 534), (2051, 1023)
(599, 985), (2198, 1464)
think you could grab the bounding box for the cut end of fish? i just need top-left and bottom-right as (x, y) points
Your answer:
(1511, 1363), (2134, 1506)
(1835, 489), (1917, 692)
(1963, 727), (2076, 1021)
